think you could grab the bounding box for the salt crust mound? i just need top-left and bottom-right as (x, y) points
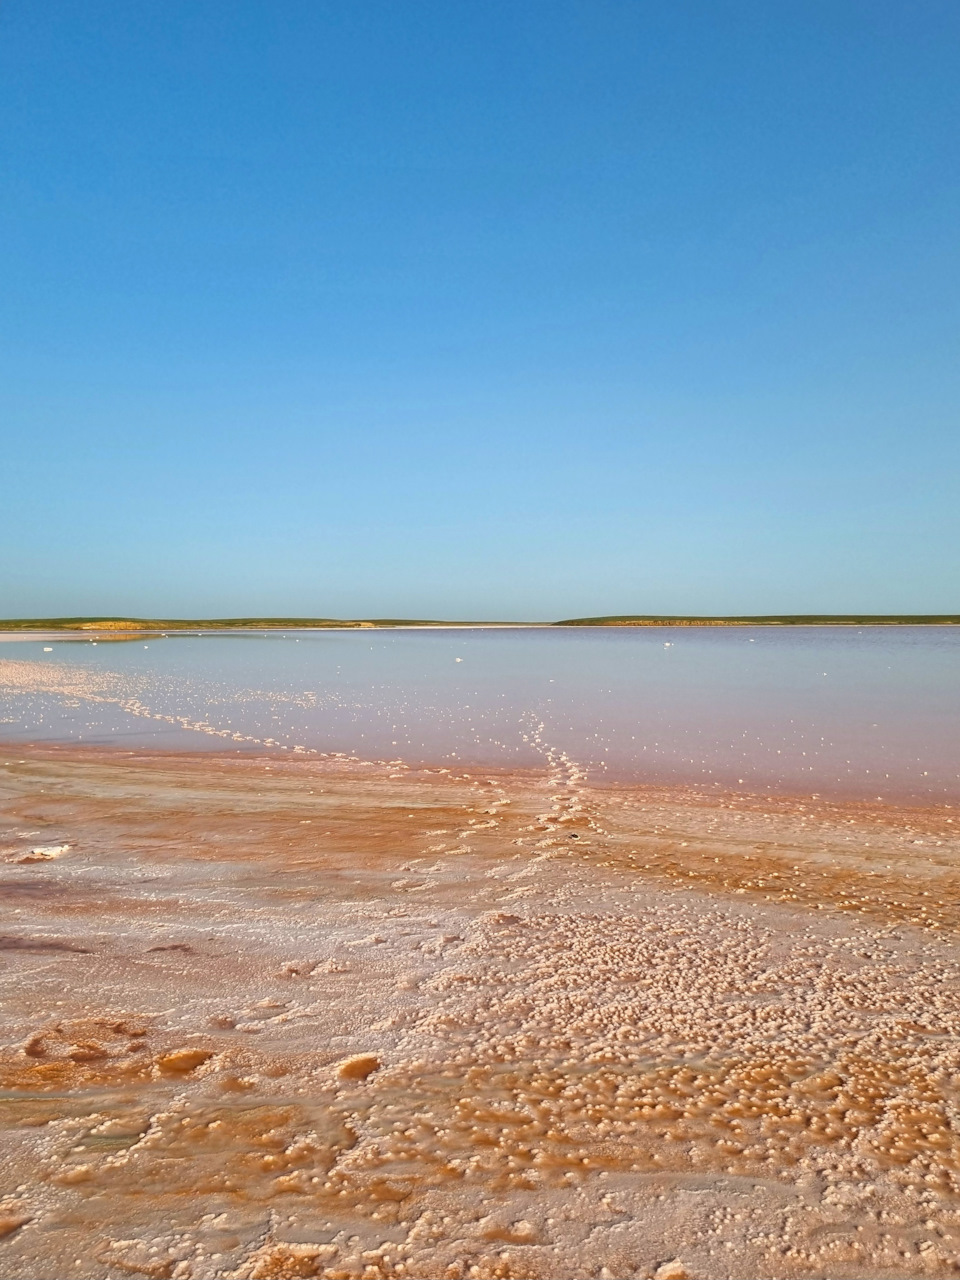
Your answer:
(0, 744), (959, 1279)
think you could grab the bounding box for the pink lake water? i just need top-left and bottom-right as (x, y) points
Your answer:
(1, 626), (958, 802)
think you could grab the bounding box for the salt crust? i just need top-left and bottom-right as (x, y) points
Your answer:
(0, 745), (959, 1278)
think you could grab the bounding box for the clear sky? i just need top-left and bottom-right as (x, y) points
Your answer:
(2, 1), (958, 620)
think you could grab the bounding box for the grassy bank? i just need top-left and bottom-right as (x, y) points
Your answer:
(0, 617), (449, 631)
(555, 614), (960, 626)
(1, 614), (958, 632)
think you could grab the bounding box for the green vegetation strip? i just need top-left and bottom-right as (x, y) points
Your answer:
(0, 615), (958, 631)
(554, 614), (960, 626)
(0, 617), (441, 631)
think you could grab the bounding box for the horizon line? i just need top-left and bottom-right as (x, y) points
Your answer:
(2, 613), (960, 632)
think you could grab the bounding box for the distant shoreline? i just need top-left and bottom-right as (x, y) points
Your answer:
(556, 613), (960, 626)
(0, 613), (958, 636)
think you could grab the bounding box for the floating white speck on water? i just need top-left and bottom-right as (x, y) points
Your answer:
(43, 647), (53, 652)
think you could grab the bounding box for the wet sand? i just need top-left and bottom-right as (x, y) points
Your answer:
(1, 745), (960, 1279)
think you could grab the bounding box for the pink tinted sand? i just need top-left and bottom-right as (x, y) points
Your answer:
(1, 745), (960, 1278)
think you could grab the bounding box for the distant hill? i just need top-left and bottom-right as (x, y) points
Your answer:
(0, 617), (502, 631)
(554, 614), (960, 626)
(1, 614), (958, 633)
(0, 617), (365, 631)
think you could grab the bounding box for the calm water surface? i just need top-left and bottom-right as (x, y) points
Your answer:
(1, 627), (958, 802)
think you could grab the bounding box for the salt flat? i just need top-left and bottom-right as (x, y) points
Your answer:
(1, 746), (959, 1279)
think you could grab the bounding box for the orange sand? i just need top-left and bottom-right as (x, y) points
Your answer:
(1, 745), (960, 1279)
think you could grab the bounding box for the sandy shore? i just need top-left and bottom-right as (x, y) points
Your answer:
(1, 745), (960, 1279)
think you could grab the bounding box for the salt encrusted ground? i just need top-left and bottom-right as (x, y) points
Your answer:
(1, 745), (959, 1279)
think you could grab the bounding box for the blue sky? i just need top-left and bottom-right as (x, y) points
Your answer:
(2, 0), (958, 619)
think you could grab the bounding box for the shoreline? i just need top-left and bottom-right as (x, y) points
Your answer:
(0, 624), (554, 641)
(2, 732), (957, 810)
(3, 733), (958, 812)
(1, 614), (959, 641)
(3, 744), (960, 1278)
(3, 739), (959, 925)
